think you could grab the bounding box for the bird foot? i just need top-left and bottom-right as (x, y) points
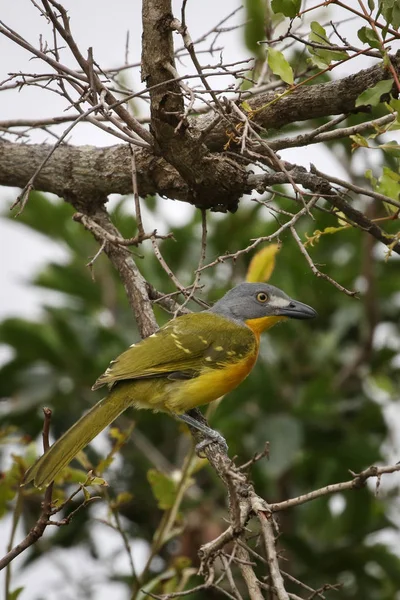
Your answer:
(195, 430), (228, 457)
(176, 412), (228, 456)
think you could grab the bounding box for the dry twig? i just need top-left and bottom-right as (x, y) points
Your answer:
(0, 409), (54, 571)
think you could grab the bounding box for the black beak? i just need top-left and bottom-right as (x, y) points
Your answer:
(278, 299), (317, 320)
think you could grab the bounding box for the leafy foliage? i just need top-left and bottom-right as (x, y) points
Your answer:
(1, 190), (400, 598)
(1, 0), (400, 597)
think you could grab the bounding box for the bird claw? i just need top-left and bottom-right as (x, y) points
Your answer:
(176, 412), (228, 456)
(195, 430), (228, 457)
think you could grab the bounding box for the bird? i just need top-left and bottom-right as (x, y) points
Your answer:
(24, 282), (316, 488)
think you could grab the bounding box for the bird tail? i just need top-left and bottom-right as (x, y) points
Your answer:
(24, 388), (133, 489)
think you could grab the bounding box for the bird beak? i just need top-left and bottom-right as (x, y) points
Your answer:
(277, 299), (317, 320)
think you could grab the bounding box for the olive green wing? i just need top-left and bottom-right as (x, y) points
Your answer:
(93, 312), (254, 390)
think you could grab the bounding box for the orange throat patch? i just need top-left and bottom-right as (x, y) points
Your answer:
(245, 315), (288, 339)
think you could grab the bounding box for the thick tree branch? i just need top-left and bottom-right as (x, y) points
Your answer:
(196, 51), (400, 149)
(72, 204), (158, 338)
(140, 0), (246, 211)
(1, 54), (399, 213)
(0, 142), (188, 203)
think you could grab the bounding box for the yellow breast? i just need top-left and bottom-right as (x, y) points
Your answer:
(166, 349), (259, 414)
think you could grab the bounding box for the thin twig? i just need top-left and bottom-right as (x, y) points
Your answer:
(174, 209), (208, 317)
(10, 103), (106, 214)
(280, 570), (327, 600)
(238, 442), (270, 472)
(131, 448), (199, 599)
(198, 197), (319, 273)
(130, 144), (145, 238)
(268, 112), (397, 151)
(74, 213), (173, 247)
(256, 509), (289, 600)
(269, 464), (400, 512)
(221, 553), (244, 600)
(0, 408), (54, 571)
(146, 285), (192, 315)
(151, 236), (209, 309)
(170, 17), (225, 114)
(112, 505), (137, 583)
(313, 166), (400, 211)
(41, 0), (153, 144)
(290, 226), (358, 296)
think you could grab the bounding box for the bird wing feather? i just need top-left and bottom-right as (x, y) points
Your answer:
(92, 312), (255, 390)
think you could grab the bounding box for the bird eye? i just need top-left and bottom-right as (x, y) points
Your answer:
(256, 292), (269, 303)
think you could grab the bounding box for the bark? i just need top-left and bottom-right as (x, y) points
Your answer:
(1, 53), (398, 212)
(140, 0), (246, 212)
(0, 142), (188, 207)
(201, 53), (399, 149)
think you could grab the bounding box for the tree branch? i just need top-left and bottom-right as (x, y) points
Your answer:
(0, 408), (54, 572)
(248, 168), (400, 256)
(1, 53), (399, 213)
(74, 206), (158, 338)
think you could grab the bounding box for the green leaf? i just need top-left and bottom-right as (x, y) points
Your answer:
(136, 568), (177, 600)
(271, 0), (301, 18)
(335, 211), (349, 226)
(365, 169), (377, 187)
(267, 47), (294, 84)
(304, 225), (349, 247)
(380, 0), (400, 29)
(308, 22), (349, 67)
(357, 26), (381, 49)
(147, 469), (177, 510)
(389, 97), (400, 123)
(9, 588), (24, 600)
(366, 166), (400, 208)
(244, 0), (266, 58)
(378, 141), (400, 157)
(380, 166), (400, 188)
(307, 54), (330, 70)
(88, 476), (109, 487)
(370, 374), (396, 396)
(355, 79), (394, 107)
(350, 134), (370, 149)
(113, 491), (134, 507)
(0, 463), (20, 517)
(241, 100), (253, 113)
(310, 21), (327, 39)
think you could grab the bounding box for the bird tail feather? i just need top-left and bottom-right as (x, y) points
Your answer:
(24, 389), (133, 489)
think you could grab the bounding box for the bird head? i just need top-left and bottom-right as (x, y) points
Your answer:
(209, 282), (317, 334)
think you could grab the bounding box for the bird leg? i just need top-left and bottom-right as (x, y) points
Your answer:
(177, 413), (228, 455)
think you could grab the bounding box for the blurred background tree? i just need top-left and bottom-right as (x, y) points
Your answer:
(1, 190), (400, 599)
(0, 0), (400, 599)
